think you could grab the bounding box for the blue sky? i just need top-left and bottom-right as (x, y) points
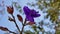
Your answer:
(0, 0), (55, 34)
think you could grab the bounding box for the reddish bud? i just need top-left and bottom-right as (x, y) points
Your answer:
(27, 22), (35, 25)
(17, 14), (23, 22)
(7, 6), (14, 14)
(0, 26), (9, 31)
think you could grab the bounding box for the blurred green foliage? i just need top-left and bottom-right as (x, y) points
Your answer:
(36, 0), (60, 34)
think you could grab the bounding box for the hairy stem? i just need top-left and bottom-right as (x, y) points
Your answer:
(11, 14), (20, 34)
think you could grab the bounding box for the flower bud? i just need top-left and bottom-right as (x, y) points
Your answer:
(17, 14), (23, 22)
(7, 6), (14, 14)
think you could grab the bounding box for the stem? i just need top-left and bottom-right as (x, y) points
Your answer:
(20, 19), (26, 34)
(11, 14), (20, 34)
(9, 30), (16, 34)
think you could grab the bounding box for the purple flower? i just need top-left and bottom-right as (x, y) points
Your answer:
(23, 6), (40, 22)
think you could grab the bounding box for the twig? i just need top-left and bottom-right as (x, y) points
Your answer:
(20, 19), (26, 34)
(11, 14), (20, 34)
(9, 30), (16, 34)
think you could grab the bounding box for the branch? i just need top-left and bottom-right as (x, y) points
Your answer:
(9, 30), (16, 34)
(11, 14), (20, 34)
(20, 19), (26, 34)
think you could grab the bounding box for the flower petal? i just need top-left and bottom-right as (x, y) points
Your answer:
(26, 16), (34, 22)
(32, 14), (40, 18)
(30, 9), (38, 15)
(23, 6), (30, 15)
(30, 9), (40, 17)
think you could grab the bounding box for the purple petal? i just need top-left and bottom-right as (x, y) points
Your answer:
(30, 9), (40, 17)
(31, 9), (39, 13)
(26, 15), (34, 22)
(23, 6), (30, 15)
(31, 9), (37, 13)
(32, 14), (40, 18)
(30, 9), (39, 15)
